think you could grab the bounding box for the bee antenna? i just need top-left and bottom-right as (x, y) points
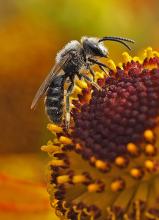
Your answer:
(98, 36), (135, 50)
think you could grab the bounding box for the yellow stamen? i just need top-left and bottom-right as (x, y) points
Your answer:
(106, 59), (116, 72)
(153, 50), (159, 57)
(47, 123), (63, 133)
(83, 208), (95, 220)
(55, 209), (63, 218)
(95, 160), (110, 172)
(51, 199), (58, 209)
(130, 168), (143, 179)
(49, 159), (66, 167)
(117, 62), (123, 69)
(127, 143), (139, 155)
(73, 85), (82, 95)
(133, 56), (141, 63)
(122, 52), (132, 63)
(144, 130), (154, 142)
(65, 209), (71, 219)
(145, 47), (153, 59)
(106, 207), (116, 220)
(72, 175), (88, 184)
(62, 201), (69, 211)
(59, 136), (73, 145)
(144, 144), (156, 155)
(72, 205), (82, 220)
(110, 179), (125, 192)
(144, 160), (155, 172)
(87, 183), (102, 192)
(95, 71), (105, 80)
(41, 144), (60, 153)
(57, 175), (70, 184)
(75, 79), (88, 89)
(115, 156), (127, 168)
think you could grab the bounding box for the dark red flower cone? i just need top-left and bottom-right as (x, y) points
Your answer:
(43, 47), (159, 220)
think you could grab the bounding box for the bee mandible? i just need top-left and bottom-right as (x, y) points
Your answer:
(31, 36), (134, 129)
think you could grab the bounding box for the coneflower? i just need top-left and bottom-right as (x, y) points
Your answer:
(42, 47), (159, 220)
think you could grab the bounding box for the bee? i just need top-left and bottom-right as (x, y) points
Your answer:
(31, 36), (134, 129)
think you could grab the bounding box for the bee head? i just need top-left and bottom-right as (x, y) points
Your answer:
(81, 36), (135, 58)
(81, 37), (109, 58)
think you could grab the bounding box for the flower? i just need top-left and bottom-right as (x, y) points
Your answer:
(42, 47), (159, 220)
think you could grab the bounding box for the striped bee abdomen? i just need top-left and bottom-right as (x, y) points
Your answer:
(45, 76), (65, 124)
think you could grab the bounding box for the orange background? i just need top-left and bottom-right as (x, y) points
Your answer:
(0, 0), (159, 153)
(0, 0), (158, 219)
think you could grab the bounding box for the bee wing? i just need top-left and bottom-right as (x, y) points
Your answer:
(31, 55), (71, 109)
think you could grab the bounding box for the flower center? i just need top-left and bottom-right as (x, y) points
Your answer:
(72, 60), (159, 162)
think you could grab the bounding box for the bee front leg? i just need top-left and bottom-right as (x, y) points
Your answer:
(98, 65), (110, 77)
(79, 73), (102, 91)
(65, 79), (74, 129)
(88, 58), (111, 76)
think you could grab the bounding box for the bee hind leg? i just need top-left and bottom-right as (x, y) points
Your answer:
(65, 79), (74, 130)
(79, 73), (102, 91)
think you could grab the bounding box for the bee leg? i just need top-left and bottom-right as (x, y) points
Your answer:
(98, 65), (110, 77)
(79, 73), (102, 91)
(90, 65), (109, 78)
(88, 58), (107, 68)
(76, 72), (82, 80)
(65, 80), (74, 129)
(89, 66), (95, 80)
(89, 58), (111, 73)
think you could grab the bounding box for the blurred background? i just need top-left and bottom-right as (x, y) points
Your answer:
(0, 0), (158, 219)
